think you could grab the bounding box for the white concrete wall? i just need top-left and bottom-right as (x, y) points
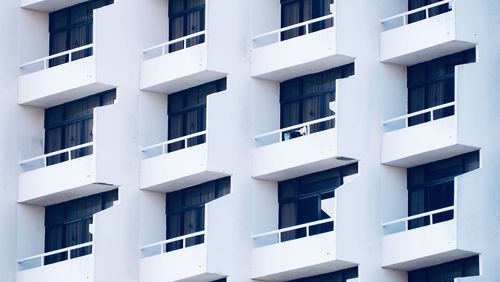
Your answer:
(1, 1), (499, 282)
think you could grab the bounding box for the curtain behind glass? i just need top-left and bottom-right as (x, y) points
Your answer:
(281, 1), (301, 40)
(44, 190), (117, 264)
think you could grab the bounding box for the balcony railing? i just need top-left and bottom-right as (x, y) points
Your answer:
(382, 206), (455, 235)
(253, 13), (335, 48)
(382, 178), (457, 235)
(20, 44), (94, 74)
(18, 241), (93, 270)
(254, 115), (335, 147)
(19, 142), (94, 172)
(253, 218), (334, 248)
(142, 31), (206, 60)
(140, 230), (206, 258)
(382, 101), (455, 132)
(381, 0), (453, 30)
(141, 131), (207, 159)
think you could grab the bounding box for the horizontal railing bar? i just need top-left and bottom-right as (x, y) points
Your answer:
(253, 14), (334, 41)
(382, 102), (455, 125)
(253, 218), (334, 240)
(18, 241), (93, 263)
(382, 206), (455, 228)
(20, 44), (94, 69)
(254, 115), (335, 140)
(142, 31), (206, 54)
(140, 230), (205, 250)
(381, 0), (452, 24)
(19, 142), (94, 166)
(141, 131), (207, 152)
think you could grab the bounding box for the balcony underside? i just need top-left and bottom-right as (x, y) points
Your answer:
(384, 249), (476, 271)
(20, 0), (89, 12)
(382, 40), (476, 66)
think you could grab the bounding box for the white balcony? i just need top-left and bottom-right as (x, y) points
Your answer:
(140, 32), (226, 93)
(252, 218), (356, 281)
(139, 195), (229, 282)
(20, 0), (89, 12)
(380, 0), (477, 65)
(140, 132), (228, 193)
(251, 4), (354, 82)
(140, 91), (230, 192)
(17, 242), (94, 282)
(18, 107), (119, 206)
(18, 44), (114, 108)
(382, 63), (482, 168)
(382, 176), (477, 270)
(252, 115), (356, 181)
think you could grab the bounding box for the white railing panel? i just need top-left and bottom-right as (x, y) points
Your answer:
(381, 0), (453, 30)
(20, 44), (94, 75)
(383, 102), (455, 132)
(253, 13), (335, 48)
(382, 179), (457, 235)
(141, 131), (206, 159)
(254, 115), (335, 147)
(19, 142), (94, 172)
(253, 218), (334, 248)
(142, 31), (206, 60)
(18, 241), (93, 270)
(140, 230), (206, 258)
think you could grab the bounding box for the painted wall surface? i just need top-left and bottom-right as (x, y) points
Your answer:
(1, 0), (499, 282)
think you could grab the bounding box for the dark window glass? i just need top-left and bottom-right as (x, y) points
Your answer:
(44, 90), (116, 166)
(407, 151), (479, 229)
(407, 49), (475, 126)
(167, 78), (226, 152)
(278, 163), (358, 241)
(44, 189), (118, 265)
(281, 0), (334, 40)
(168, 0), (205, 52)
(408, 256), (480, 282)
(408, 0), (452, 24)
(287, 267), (358, 282)
(49, 0), (113, 67)
(280, 64), (354, 140)
(165, 177), (230, 252)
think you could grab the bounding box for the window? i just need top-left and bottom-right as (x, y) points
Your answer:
(287, 267), (358, 282)
(169, 0), (205, 52)
(165, 177), (230, 251)
(49, 0), (113, 67)
(408, 0), (452, 24)
(281, 0), (333, 40)
(44, 189), (118, 265)
(408, 256), (479, 282)
(278, 163), (357, 241)
(280, 64), (354, 140)
(407, 48), (475, 126)
(44, 90), (116, 166)
(167, 78), (226, 152)
(407, 151), (479, 229)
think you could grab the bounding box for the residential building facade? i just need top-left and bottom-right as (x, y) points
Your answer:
(0, 0), (499, 281)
